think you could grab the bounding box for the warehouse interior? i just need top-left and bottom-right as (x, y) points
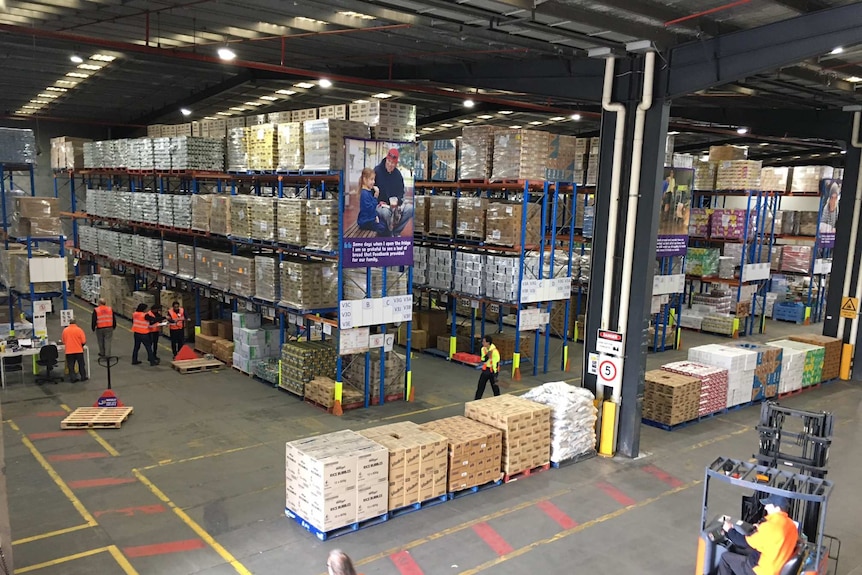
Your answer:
(1, 1), (862, 574)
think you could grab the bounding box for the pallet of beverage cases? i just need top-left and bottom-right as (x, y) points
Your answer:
(171, 358), (224, 374)
(503, 462), (550, 483)
(61, 407), (134, 429)
(284, 507), (389, 541)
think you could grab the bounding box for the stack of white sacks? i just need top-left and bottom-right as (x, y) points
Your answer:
(522, 381), (597, 463)
(688, 344), (757, 408)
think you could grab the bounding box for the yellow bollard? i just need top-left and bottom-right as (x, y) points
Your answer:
(332, 380), (344, 416)
(840, 343), (853, 380)
(449, 336), (457, 359)
(598, 400), (618, 457)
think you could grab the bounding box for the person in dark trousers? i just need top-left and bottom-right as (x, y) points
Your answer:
(167, 300), (187, 357)
(717, 494), (799, 575)
(356, 167), (389, 236)
(61, 318), (87, 382)
(474, 336), (501, 400)
(132, 303), (157, 366)
(145, 304), (165, 363)
(91, 298), (116, 358)
(373, 148), (414, 236)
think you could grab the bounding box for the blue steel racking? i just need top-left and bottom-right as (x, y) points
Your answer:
(412, 179), (578, 380)
(60, 168), (412, 408)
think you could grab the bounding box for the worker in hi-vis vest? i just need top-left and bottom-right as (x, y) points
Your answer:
(167, 301), (187, 357)
(131, 303), (157, 366)
(474, 336), (501, 400)
(91, 298), (116, 358)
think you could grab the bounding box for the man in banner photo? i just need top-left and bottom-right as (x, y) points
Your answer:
(374, 148), (414, 237)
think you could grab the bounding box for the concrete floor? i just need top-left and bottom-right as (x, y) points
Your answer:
(4, 298), (861, 575)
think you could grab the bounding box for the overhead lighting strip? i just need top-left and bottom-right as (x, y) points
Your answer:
(15, 53), (116, 116)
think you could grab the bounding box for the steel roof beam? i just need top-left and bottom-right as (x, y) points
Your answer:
(666, 2), (862, 98)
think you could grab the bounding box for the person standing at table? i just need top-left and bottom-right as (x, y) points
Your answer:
(91, 298), (116, 358)
(131, 303), (156, 366)
(167, 300), (187, 357)
(145, 304), (165, 364)
(61, 318), (87, 382)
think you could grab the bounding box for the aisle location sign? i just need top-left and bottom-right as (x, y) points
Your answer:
(596, 330), (624, 356)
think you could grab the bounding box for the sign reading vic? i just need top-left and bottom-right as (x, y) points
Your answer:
(341, 138), (416, 268)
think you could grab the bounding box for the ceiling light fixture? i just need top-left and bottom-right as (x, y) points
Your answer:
(458, 119), (473, 123)
(736, 127), (749, 134)
(180, 108), (192, 117)
(477, 115), (494, 119)
(353, 99), (369, 104)
(841, 150), (847, 154)
(529, 121), (543, 125)
(463, 99), (475, 108)
(259, 95), (278, 101)
(847, 76), (862, 82)
(55, 80), (78, 86)
(46, 87), (67, 92)
(668, 131), (681, 135)
(570, 114), (582, 121)
(70, 54), (83, 64)
(759, 142), (769, 146)
(217, 111), (233, 116)
(296, 16), (327, 25)
(550, 116), (565, 121)
(30, 99), (50, 105)
(218, 46), (237, 61)
(700, 155), (709, 162)
(77, 63), (103, 71)
(509, 125), (522, 129)
(440, 123), (453, 128)
(37, 92), (59, 99)
(319, 78), (333, 88)
(22, 105), (41, 110)
(90, 54), (116, 62)
(294, 82), (315, 89)
(831, 46), (844, 55)
(66, 72), (89, 78)
(372, 93), (392, 99)
(230, 107), (248, 112)
(338, 11), (375, 19)
(244, 101), (263, 106)
(498, 110), (513, 115)
(421, 127), (435, 131)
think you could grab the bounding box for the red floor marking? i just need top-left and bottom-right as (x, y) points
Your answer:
(596, 481), (636, 507)
(472, 522), (514, 556)
(29, 431), (86, 440)
(641, 465), (685, 488)
(94, 504), (167, 519)
(536, 500), (578, 530)
(390, 550), (425, 575)
(68, 477), (138, 489)
(123, 539), (206, 558)
(46, 452), (109, 462)
(35, 411), (68, 417)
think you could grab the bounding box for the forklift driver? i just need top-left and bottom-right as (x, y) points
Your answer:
(717, 494), (799, 575)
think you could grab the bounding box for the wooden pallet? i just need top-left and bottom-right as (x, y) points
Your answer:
(61, 407), (134, 429)
(171, 358), (224, 374)
(503, 462), (550, 483)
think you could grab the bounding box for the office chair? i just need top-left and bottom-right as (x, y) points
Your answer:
(35, 345), (63, 385)
(3, 355), (25, 386)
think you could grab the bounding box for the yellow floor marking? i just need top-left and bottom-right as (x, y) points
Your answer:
(7, 420), (97, 526)
(60, 403), (121, 457)
(12, 523), (93, 546)
(682, 428), (749, 452)
(139, 443), (266, 471)
(349, 489), (570, 572)
(16, 545), (139, 575)
(457, 480), (701, 575)
(132, 468), (252, 575)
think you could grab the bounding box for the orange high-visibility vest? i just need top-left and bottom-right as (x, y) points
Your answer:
(168, 308), (185, 331)
(95, 305), (113, 328)
(132, 312), (150, 334)
(145, 312), (160, 334)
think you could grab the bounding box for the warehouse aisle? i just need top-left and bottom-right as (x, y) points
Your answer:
(3, 301), (859, 575)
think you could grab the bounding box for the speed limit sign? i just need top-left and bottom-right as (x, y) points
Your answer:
(598, 354), (622, 388)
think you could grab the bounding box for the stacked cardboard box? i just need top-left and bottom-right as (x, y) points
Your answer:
(277, 198), (306, 245)
(177, 245), (194, 278)
(305, 199), (338, 251)
(727, 342), (782, 400)
(715, 160), (762, 190)
(694, 161), (718, 191)
(415, 141), (429, 181)
(685, 248), (720, 277)
(427, 248), (453, 290)
(483, 255), (519, 302)
(709, 145), (747, 162)
(453, 253), (484, 297)
(420, 416), (503, 492)
(279, 341), (337, 396)
(359, 422), (448, 510)
(643, 369), (701, 425)
(430, 139), (458, 181)
(661, 361), (729, 417)
(285, 431), (389, 533)
(99, 272), (134, 313)
(464, 395), (551, 475)
(162, 240), (178, 275)
(210, 251), (231, 291)
(13, 197), (61, 239)
(485, 202), (541, 247)
(491, 129), (550, 181)
(490, 332), (531, 362)
(458, 126), (497, 181)
(798, 212), (819, 236)
(279, 259), (337, 310)
(455, 197), (487, 239)
(210, 195), (231, 236)
(413, 245), (428, 285)
(546, 134), (578, 181)
(344, 350), (405, 400)
(768, 340), (824, 388)
(343, 267), (407, 300)
(194, 248), (212, 285)
(768, 343), (805, 394)
(788, 334), (841, 381)
(349, 101), (415, 127)
(709, 209), (757, 240)
(413, 196), (428, 235)
(760, 167), (790, 192)
(688, 344), (757, 408)
(50, 136), (91, 170)
(249, 196), (277, 241)
(212, 338), (235, 366)
(790, 166), (832, 193)
(232, 318), (279, 374)
(229, 255), (255, 295)
(229, 195), (252, 238)
(276, 122), (304, 171)
(254, 256), (279, 301)
(780, 246), (812, 273)
(688, 207), (712, 237)
(304, 376), (337, 408)
(303, 119), (371, 171)
(245, 124), (277, 171)
(427, 196), (455, 237)
(226, 127), (248, 172)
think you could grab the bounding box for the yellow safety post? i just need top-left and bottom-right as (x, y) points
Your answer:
(406, 371), (414, 402)
(804, 306), (812, 325)
(512, 352), (521, 381)
(732, 318), (740, 338)
(840, 344), (853, 380)
(449, 336), (457, 359)
(332, 380), (344, 416)
(195, 325), (201, 335)
(675, 328), (682, 350)
(563, 344), (570, 372)
(598, 400), (618, 457)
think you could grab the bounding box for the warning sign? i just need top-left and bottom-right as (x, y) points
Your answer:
(840, 297), (859, 319)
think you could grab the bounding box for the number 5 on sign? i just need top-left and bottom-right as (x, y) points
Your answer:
(597, 354), (622, 389)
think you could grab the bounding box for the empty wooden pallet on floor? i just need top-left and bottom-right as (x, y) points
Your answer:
(61, 407), (134, 429)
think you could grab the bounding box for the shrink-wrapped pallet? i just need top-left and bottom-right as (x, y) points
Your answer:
(254, 256), (279, 301)
(304, 199), (337, 251)
(455, 197), (487, 239)
(491, 129), (550, 181)
(229, 195), (252, 238)
(191, 194), (212, 232)
(279, 259), (337, 310)
(520, 382), (596, 463)
(277, 198), (306, 246)
(249, 196), (276, 241)
(427, 196), (455, 237)
(194, 248), (212, 285)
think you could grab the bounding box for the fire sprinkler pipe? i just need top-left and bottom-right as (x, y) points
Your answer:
(616, 51), (656, 398)
(838, 111), (862, 378)
(600, 56), (626, 335)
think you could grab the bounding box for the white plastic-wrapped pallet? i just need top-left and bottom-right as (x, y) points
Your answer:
(522, 381), (597, 463)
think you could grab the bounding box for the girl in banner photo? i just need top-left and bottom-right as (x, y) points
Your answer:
(355, 167), (390, 237)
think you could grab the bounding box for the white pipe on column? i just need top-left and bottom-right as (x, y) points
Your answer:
(613, 51), (655, 402)
(837, 111), (862, 337)
(600, 57), (626, 332)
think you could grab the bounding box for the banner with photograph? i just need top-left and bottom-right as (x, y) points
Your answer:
(342, 138), (416, 268)
(818, 177), (841, 248)
(656, 167), (693, 257)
